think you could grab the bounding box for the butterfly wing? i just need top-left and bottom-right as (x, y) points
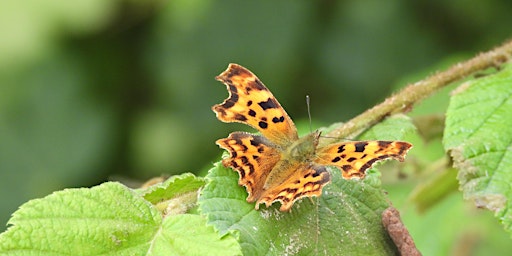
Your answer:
(257, 164), (331, 211)
(217, 132), (331, 212)
(213, 63), (298, 146)
(216, 132), (281, 202)
(316, 141), (412, 179)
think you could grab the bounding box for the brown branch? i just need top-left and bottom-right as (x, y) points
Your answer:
(326, 39), (512, 140)
(382, 207), (422, 256)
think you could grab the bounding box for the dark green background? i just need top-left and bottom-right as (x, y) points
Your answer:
(1, 1), (511, 254)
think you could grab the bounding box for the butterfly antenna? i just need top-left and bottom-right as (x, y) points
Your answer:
(306, 95), (313, 133)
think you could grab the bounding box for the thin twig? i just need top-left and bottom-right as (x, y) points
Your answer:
(326, 39), (512, 140)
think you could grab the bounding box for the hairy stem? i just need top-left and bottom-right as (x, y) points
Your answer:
(326, 39), (512, 140)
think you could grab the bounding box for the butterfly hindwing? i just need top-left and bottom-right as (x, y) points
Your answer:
(216, 132), (281, 202)
(258, 164), (330, 211)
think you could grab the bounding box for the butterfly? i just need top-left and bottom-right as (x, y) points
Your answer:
(212, 63), (412, 211)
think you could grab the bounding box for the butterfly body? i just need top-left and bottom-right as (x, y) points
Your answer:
(262, 131), (321, 189)
(287, 131), (320, 160)
(213, 63), (412, 211)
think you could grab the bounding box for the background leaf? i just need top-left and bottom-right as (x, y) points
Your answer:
(443, 63), (512, 235)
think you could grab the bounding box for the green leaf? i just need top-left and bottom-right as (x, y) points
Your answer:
(151, 214), (242, 256)
(138, 173), (205, 215)
(0, 182), (161, 255)
(199, 162), (398, 255)
(358, 114), (416, 141)
(0, 181), (241, 255)
(139, 173), (205, 204)
(443, 64), (512, 235)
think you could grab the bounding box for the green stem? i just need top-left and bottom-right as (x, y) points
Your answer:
(326, 39), (512, 140)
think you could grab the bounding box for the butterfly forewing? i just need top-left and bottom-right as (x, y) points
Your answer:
(212, 63), (298, 146)
(316, 141), (412, 179)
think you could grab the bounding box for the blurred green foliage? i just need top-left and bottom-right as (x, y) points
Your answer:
(1, 0), (512, 254)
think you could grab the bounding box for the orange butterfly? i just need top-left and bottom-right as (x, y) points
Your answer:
(213, 64), (412, 211)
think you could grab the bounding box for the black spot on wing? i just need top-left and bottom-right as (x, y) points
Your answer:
(252, 79), (266, 90)
(360, 159), (378, 173)
(249, 137), (267, 153)
(238, 167), (245, 179)
(240, 156), (249, 165)
(312, 166), (330, 183)
(214, 107), (226, 117)
(341, 165), (352, 172)
(234, 114), (247, 122)
(248, 109), (256, 117)
(284, 188), (298, 194)
(239, 156), (255, 175)
(250, 139), (261, 147)
(229, 67), (241, 76)
(378, 141), (392, 148)
(354, 142), (367, 153)
(222, 84), (238, 108)
(258, 98), (279, 110)
(272, 116), (285, 123)
(222, 101), (235, 109)
(259, 121), (268, 129)
(397, 142), (411, 155)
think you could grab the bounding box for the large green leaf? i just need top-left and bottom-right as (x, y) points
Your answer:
(199, 163), (398, 255)
(150, 214), (242, 255)
(443, 64), (512, 235)
(0, 182), (161, 255)
(0, 180), (240, 255)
